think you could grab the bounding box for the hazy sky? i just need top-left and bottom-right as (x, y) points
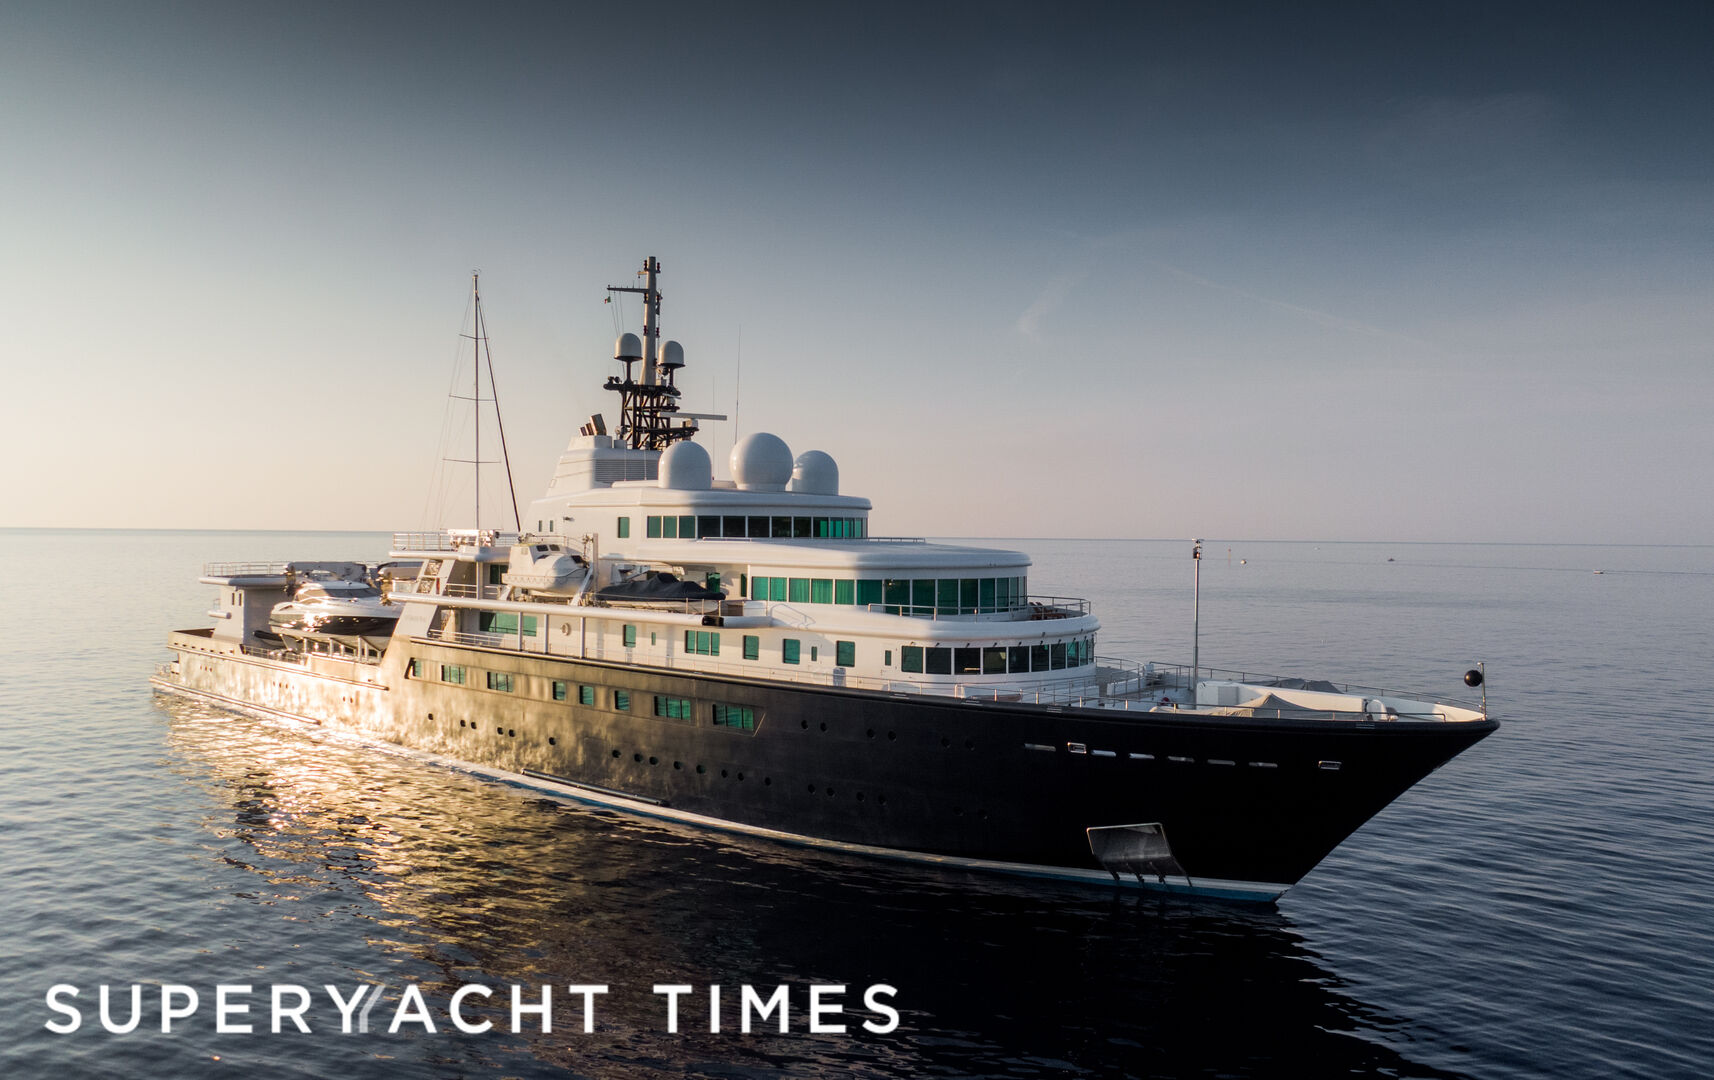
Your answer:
(3, 2), (1710, 542)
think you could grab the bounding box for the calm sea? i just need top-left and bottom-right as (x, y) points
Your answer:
(2, 529), (1710, 1079)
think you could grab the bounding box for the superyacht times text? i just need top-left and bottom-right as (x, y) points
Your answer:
(43, 982), (901, 1037)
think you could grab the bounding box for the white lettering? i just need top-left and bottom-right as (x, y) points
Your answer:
(99, 985), (142, 1034)
(449, 984), (493, 1034)
(216, 984), (254, 1034)
(653, 984), (692, 1034)
(565, 985), (608, 1034)
(388, 983), (437, 1034)
(709, 984), (721, 1033)
(808, 984), (846, 1034)
(741, 984), (789, 1034)
(511, 984), (552, 1033)
(862, 984), (899, 1034)
(325, 983), (370, 1034)
(45, 984), (81, 1034)
(160, 985), (199, 1033)
(271, 985), (312, 1033)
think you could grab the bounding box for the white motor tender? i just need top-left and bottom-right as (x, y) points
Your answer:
(502, 541), (589, 596)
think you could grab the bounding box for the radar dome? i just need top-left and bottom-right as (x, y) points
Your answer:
(658, 439), (712, 490)
(658, 340), (685, 368)
(730, 432), (793, 491)
(791, 450), (839, 495)
(614, 332), (643, 361)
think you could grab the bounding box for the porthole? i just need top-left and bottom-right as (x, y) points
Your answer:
(649, 756), (659, 766)
(696, 764), (706, 774)
(965, 739), (975, 750)
(763, 777), (771, 786)
(673, 761), (683, 770)
(940, 737), (950, 748)
(826, 787), (834, 797)
(877, 794), (887, 806)
(634, 752), (643, 762)
(887, 731), (896, 741)
(548, 737), (557, 746)
(866, 728), (875, 739)
(613, 749), (622, 758)
(856, 792), (866, 802)
(497, 726), (504, 735)
(807, 784), (816, 793)
(800, 719), (809, 730)
(737, 772), (745, 781)
(508, 729), (516, 738)
(818, 722), (827, 732)
(459, 719), (466, 727)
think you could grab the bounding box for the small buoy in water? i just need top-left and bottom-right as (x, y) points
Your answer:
(1239, 559), (1246, 565)
(1387, 557), (1395, 562)
(1593, 569), (1605, 574)
(1464, 669), (1484, 688)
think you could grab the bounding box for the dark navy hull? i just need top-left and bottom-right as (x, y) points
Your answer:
(369, 638), (1498, 891)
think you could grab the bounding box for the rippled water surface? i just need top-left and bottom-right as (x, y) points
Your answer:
(2, 530), (1710, 1078)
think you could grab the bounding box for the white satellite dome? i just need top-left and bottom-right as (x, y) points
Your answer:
(614, 332), (643, 361)
(790, 450), (839, 495)
(729, 432), (793, 491)
(658, 439), (712, 490)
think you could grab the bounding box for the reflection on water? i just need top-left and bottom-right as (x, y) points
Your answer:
(159, 696), (1468, 1079)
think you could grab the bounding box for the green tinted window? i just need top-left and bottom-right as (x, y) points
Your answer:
(712, 703), (756, 730)
(856, 580), (882, 607)
(834, 579), (854, 605)
(836, 640), (855, 667)
(442, 664), (465, 685)
(901, 646), (923, 673)
(742, 635), (759, 660)
(1009, 645), (1031, 673)
(614, 690), (630, 710)
(623, 624), (637, 648)
(616, 517), (630, 538)
(579, 685), (595, 705)
(979, 578), (996, 611)
(788, 578), (809, 603)
(937, 578), (958, 612)
(679, 515), (696, 538)
(811, 579), (833, 604)
(983, 647), (1007, 674)
(883, 579), (909, 606)
(552, 680), (568, 701)
(487, 671), (513, 692)
(654, 695), (692, 720)
(770, 576), (786, 601)
(782, 639), (800, 664)
(647, 516), (662, 538)
(662, 515), (678, 539)
(961, 579), (978, 609)
(815, 517), (830, 538)
(913, 579), (935, 611)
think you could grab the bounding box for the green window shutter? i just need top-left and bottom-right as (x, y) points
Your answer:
(782, 639), (800, 664)
(742, 635), (759, 660)
(623, 624), (637, 648)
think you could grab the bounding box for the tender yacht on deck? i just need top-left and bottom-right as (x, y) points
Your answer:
(154, 256), (1498, 901)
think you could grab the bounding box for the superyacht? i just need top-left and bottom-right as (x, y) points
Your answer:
(153, 256), (1498, 901)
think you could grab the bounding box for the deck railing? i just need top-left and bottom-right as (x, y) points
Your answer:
(391, 531), (520, 552)
(203, 561), (290, 577)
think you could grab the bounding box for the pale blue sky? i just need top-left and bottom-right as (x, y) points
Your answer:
(3, 2), (1710, 542)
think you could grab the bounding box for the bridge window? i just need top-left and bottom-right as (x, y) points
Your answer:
(925, 647), (951, 675)
(835, 579), (854, 605)
(983, 647), (1007, 674)
(811, 579), (833, 604)
(1051, 642), (1067, 670)
(788, 578), (810, 603)
(901, 646), (923, 673)
(1009, 645), (1030, 672)
(856, 579), (882, 608)
(748, 515), (769, 537)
